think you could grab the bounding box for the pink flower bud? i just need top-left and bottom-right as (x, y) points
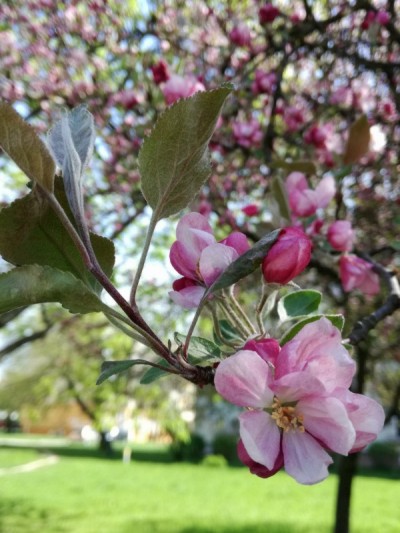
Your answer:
(262, 227), (312, 284)
(339, 255), (380, 296)
(241, 204), (259, 217)
(229, 24), (252, 47)
(327, 221), (355, 252)
(243, 338), (280, 365)
(259, 3), (280, 24)
(151, 60), (170, 84)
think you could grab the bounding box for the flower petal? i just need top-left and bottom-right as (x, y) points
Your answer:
(237, 439), (283, 478)
(168, 286), (205, 309)
(276, 317), (355, 392)
(283, 431), (333, 485)
(272, 371), (326, 402)
(333, 389), (385, 452)
(314, 175), (336, 208)
(214, 350), (274, 408)
(239, 410), (281, 470)
(220, 232), (250, 255)
(170, 213), (215, 278)
(298, 396), (355, 455)
(199, 243), (238, 286)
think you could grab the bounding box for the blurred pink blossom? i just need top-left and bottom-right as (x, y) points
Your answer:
(259, 3), (280, 24)
(232, 118), (263, 148)
(229, 24), (252, 47)
(327, 221), (355, 252)
(339, 255), (380, 296)
(162, 74), (205, 105)
(252, 70), (277, 95)
(285, 172), (336, 217)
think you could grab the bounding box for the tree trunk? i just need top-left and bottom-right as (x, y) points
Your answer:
(334, 452), (359, 533)
(333, 343), (368, 533)
(99, 430), (114, 457)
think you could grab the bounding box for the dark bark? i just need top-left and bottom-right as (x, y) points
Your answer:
(99, 430), (114, 457)
(334, 345), (368, 533)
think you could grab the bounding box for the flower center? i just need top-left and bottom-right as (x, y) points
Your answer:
(270, 397), (305, 433)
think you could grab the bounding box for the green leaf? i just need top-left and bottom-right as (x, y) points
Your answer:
(213, 319), (242, 346)
(270, 159), (317, 175)
(174, 333), (221, 361)
(208, 229), (280, 293)
(0, 179), (114, 294)
(0, 102), (55, 191)
(277, 290), (322, 321)
(97, 359), (153, 385)
(280, 314), (345, 345)
(271, 176), (291, 221)
(140, 359), (172, 384)
(139, 85), (232, 220)
(0, 265), (108, 315)
(343, 115), (370, 165)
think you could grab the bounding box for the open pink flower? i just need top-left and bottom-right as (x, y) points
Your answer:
(215, 318), (384, 484)
(339, 254), (380, 296)
(286, 172), (336, 217)
(215, 349), (355, 484)
(169, 213), (249, 308)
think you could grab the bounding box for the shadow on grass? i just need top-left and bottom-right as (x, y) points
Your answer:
(118, 519), (322, 533)
(0, 442), (175, 463)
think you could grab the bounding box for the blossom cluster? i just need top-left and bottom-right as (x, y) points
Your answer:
(215, 318), (385, 484)
(284, 172), (380, 296)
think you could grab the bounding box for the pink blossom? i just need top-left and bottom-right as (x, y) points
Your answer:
(304, 124), (332, 150)
(379, 99), (397, 121)
(162, 75), (205, 105)
(339, 255), (380, 296)
(241, 204), (259, 217)
(169, 213), (249, 308)
(327, 221), (355, 252)
(274, 318), (356, 393)
(361, 11), (376, 30)
(259, 3), (280, 24)
(215, 318), (384, 484)
(262, 227), (312, 284)
(286, 172), (336, 217)
(215, 352), (352, 484)
(151, 60), (170, 84)
(376, 11), (390, 26)
(232, 118), (263, 148)
(330, 87), (353, 107)
(283, 106), (306, 132)
(229, 24), (252, 47)
(111, 90), (139, 110)
(252, 70), (277, 95)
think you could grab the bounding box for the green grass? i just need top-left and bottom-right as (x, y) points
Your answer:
(0, 441), (399, 533)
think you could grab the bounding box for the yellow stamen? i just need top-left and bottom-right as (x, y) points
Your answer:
(270, 397), (305, 433)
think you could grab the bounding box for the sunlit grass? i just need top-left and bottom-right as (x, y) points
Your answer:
(0, 441), (399, 533)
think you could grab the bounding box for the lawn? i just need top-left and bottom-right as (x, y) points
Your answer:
(0, 439), (399, 533)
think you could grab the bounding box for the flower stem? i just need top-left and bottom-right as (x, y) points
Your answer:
(129, 211), (158, 306)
